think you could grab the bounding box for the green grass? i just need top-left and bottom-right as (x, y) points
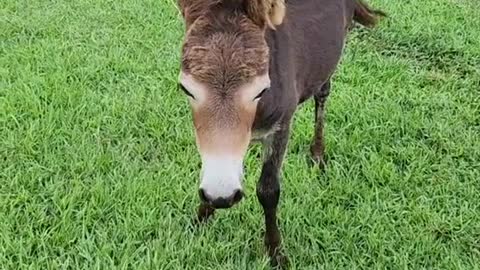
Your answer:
(1, 0), (479, 269)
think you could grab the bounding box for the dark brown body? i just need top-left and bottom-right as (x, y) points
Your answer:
(177, 0), (385, 268)
(254, 0), (362, 133)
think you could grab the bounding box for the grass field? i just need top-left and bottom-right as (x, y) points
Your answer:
(1, 0), (479, 269)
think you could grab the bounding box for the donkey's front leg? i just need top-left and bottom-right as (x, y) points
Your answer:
(257, 123), (291, 268)
(196, 202), (215, 223)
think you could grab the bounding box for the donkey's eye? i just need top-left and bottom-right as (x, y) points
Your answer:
(254, 88), (269, 100)
(178, 84), (195, 99)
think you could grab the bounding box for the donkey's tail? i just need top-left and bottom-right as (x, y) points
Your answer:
(353, 0), (386, 27)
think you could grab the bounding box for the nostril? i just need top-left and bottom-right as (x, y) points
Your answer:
(232, 189), (244, 204)
(199, 188), (208, 202)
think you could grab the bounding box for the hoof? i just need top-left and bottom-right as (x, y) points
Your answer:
(195, 203), (215, 224)
(309, 146), (327, 172)
(266, 240), (289, 269)
(270, 250), (289, 269)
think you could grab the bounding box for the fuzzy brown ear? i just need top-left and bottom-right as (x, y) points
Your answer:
(244, 0), (286, 29)
(268, 0), (286, 27)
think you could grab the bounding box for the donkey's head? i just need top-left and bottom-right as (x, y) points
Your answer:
(177, 0), (286, 208)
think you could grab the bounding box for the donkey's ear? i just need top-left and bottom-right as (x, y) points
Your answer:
(268, 0), (286, 27)
(245, 0), (286, 29)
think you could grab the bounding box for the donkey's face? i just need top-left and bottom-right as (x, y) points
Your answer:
(177, 0), (285, 208)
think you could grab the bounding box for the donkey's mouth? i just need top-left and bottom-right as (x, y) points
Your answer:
(199, 188), (244, 209)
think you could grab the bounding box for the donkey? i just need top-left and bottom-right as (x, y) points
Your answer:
(176, 0), (384, 267)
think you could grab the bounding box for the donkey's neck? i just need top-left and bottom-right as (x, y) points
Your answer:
(252, 24), (297, 135)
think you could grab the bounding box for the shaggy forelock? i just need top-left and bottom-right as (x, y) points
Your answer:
(181, 12), (269, 92)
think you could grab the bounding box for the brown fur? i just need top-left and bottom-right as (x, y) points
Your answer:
(192, 94), (256, 156)
(181, 16), (268, 90)
(178, 0), (285, 28)
(179, 0), (285, 90)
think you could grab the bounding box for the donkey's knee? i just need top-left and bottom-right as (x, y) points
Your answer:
(257, 179), (280, 210)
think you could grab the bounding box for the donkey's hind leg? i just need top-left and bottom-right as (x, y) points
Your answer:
(310, 80), (331, 171)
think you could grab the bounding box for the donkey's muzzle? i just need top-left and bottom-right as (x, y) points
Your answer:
(199, 188), (244, 209)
